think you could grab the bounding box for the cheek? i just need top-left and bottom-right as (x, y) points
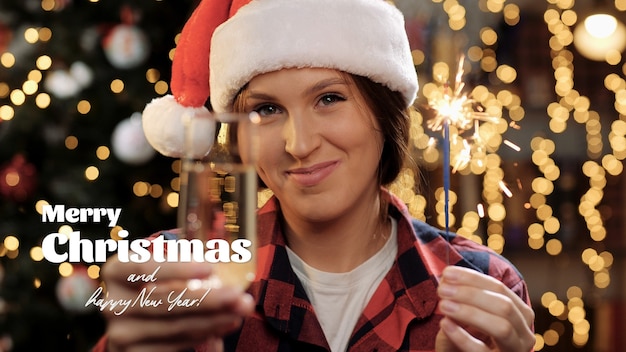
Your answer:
(255, 133), (284, 180)
(332, 118), (383, 153)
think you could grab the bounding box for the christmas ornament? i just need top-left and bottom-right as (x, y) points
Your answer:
(0, 154), (37, 203)
(55, 265), (99, 313)
(44, 69), (81, 99)
(43, 61), (93, 99)
(69, 61), (94, 88)
(111, 112), (156, 165)
(102, 24), (150, 70)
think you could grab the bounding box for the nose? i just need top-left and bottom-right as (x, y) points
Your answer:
(283, 111), (320, 159)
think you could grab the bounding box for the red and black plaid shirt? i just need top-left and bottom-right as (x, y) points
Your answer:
(93, 190), (530, 352)
(215, 191), (530, 352)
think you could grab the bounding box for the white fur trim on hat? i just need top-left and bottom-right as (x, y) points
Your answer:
(209, 0), (418, 113)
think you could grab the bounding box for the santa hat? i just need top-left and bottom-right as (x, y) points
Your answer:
(142, 0), (419, 158)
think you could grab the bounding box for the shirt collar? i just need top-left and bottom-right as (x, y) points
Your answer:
(250, 190), (452, 338)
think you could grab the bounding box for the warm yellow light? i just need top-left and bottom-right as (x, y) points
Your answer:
(166, 192), (179, 208)
(85, 166), (99, 180)
(96, 146), (110, 160)
(59, 262), (74, 277)
(154, 80), (169, 95)
(170, 177), (180, 191)
(24, 27), (39, 43)
(39, 27), (52, 42)
(87, 265), (100, 279)
(146, 68), (160, 83)
(10, 89), (26, 105)
(65, 136), (78, 150)
(546, 238), (563, 255)
(133, 181), (150, 196)
(543, 329), (560, 346)
(585, 14), (617, 38)
(548, 299), (566, 317)
(58, 225), (73, 235)
(3, 235), (19, 251)
(0, 105), (14, 121)
(567, 286), (583, 299)
(1, 53), (15, 68)
(36, 55), (53, 70)
(150, 184), (163, 198)
(22, 80), (38, 95)
(110, 79), (124, 93)
(77, 100), (91, 114)
(30, 247), (44, 261)
(35, 93), (51, 108)
(534, 334), (545, 351)
(573, 13), (626, 61)
(411, 50), (425, 66)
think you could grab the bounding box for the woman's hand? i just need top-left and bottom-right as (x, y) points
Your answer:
(435, 266), (535, 352)
(100, 256), (255, 352)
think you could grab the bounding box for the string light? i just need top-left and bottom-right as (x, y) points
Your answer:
(394, 1), (621, 349)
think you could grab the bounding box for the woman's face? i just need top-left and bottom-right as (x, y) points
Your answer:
(240, 68), (384, 223)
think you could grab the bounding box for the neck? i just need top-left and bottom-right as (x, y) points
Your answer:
(282, 189), (390, 273)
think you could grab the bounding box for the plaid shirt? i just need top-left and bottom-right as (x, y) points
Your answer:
(92, 191), (530, 352)
(216, 191), (530, 352)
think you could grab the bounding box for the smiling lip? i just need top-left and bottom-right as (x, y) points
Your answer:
(286, 161), (339, 187)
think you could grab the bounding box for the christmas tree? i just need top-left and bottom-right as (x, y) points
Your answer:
(0, 0), (196, 350)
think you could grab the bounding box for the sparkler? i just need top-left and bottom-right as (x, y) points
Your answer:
(425, 56), (502, 264)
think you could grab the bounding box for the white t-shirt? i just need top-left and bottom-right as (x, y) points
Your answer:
(286, 218), (398, 352)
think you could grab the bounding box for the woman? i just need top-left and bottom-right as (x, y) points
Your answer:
(94, 0), (535, 351)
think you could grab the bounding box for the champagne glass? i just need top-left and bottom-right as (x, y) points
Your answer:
(178, 112), (260, 289)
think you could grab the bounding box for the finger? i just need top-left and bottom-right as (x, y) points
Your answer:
(438, 282), (527, 332)
(438, 268), (535, 350)
(440, 266), (534, 325)
(438, 317), (490, 352)
(107, 313), (241, 348)
(100, 283), (254, 318)
(438, 286), (534, 350)
(204, 337), (225, 352)
(439, 297), (519, 348)
(123, 341), (203, 352)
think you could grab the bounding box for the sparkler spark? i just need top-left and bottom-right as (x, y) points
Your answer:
(504, 139), (521, 152)
(426, 56), (498, 134)
(499, 181), (513, 198)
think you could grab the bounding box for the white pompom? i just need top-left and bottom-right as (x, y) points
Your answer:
(142, 95), (215, 158)
(111, 113), (156, 165)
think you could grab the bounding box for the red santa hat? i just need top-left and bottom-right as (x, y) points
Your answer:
(142, 0), (419, 158)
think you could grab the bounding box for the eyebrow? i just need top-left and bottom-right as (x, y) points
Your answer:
(246, 76), (350, 102)
(305, 77), (350, 96)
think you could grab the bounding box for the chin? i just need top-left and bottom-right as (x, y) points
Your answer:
(283, 194), (343, 221)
